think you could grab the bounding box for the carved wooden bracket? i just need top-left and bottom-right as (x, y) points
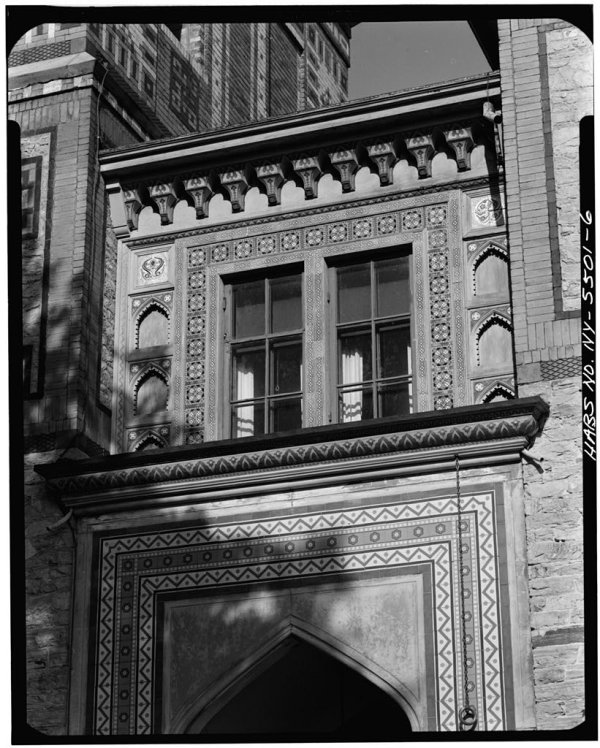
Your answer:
(256, 164), (285, 206)
(292, 156), (322, 199)
(183, 176), (214, 219)
(404, 133), (435, 179)
(149, 182), (178, 225)
(366, 141), (397, 186)
(122, 188), (143, 231)
(220, 169), (249, 212)
(330, 149), (360, 192)
(443, 126), (475, 171)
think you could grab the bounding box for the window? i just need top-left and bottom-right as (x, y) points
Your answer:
(119, 44), (128, 68)
(107, 31), (115, 55)
(33, 25), (45, 36)
(143, 71), (155, 98)
(142, 25), (157, 45)
(130, 57), (138, 81)
(332, 254), (412, 422)
(227, 271), (303, 438)
(308, 26), (316, 46)
(143, 48), (156, 67)
(21, 157), (41, 238)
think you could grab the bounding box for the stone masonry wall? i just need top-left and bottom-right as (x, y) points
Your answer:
(544, 25), (593, 311)
(520, 375), (583, 729)
(498, 18), (585, 730)
(24, 453), (76, 734)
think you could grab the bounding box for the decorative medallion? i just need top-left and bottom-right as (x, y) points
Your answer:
(426, 205), (447, 227)
(472, 196), (504, 227)
(138, 252), (168, 285)
(329, 223), (348, 242)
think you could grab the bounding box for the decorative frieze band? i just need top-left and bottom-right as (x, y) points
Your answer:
(118, 120), (497, 228)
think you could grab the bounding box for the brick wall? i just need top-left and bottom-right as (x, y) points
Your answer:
(498, 18), (586, 729)
(268, 24), (300, 118)
(227, 24), (252, 126)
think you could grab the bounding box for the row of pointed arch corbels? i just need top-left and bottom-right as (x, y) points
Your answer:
(122, 120), (495, 230)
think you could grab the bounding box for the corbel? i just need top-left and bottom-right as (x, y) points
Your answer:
(122, 187), (143, 232)
(148, 182), (178, 225)
(404, 132), (436, 179)
(255, 163), (285, 206)
(220, 169), (249, 212)
(366, 140), (397, 186)
(291, 155), (322, 199)
(442, 125), (475, 172)
(183, 175), (214, 219)
(329, 148), (360, 192)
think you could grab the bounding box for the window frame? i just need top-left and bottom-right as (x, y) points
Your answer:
(223, 265), (305, 439)
(327, 249), (414, 424)
(21, 156), (42, 239)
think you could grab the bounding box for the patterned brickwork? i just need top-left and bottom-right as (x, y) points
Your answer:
(539, 357), (581, 381)
(9, 40), (71, 66)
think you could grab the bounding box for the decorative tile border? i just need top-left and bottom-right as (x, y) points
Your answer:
(196, 192), (461, 442)
(90, 490), (507, 735)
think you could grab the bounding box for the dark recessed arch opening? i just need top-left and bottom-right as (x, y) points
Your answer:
(186, 636), (412, 740)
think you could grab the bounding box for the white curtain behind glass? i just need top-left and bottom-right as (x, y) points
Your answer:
(235, 365), (255, 437)
(341, 348), (363, 421)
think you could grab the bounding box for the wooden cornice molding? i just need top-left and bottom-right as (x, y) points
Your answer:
(37, 397), (548, 514)
(99, 73), (501, 182)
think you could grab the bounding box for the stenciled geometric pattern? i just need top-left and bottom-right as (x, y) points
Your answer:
(427, 208), (453, 410)
(91, 490), (508, 735)
(52, 410), (542, 496)
(185, 246), (206, 443)
(196, 195), (462, 435)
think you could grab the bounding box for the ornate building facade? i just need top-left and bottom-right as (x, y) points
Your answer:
(12, 15), (591, 737)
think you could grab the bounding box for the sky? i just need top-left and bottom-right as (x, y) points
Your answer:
(349, 22), (492, 100)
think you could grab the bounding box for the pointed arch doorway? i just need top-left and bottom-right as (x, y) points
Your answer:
(185, 635), (413, 739)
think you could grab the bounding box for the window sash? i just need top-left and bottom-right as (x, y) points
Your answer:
(227, 272), (304, 437)
(332, 255), (413, 422)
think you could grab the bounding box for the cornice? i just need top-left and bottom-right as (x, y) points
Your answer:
(37, 398), (549, 513)
(125, 174), (502, 248)
(99, 73), (501, 181)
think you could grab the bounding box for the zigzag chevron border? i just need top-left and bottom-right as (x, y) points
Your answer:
(92, 491), (505, 735)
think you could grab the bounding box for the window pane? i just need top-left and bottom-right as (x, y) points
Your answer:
(378, 324), (411, 378)
(270, 275), (302, 333)
(339, 387), (373, 422)
(232, 402), (265, 438)
(376, 257), (410, 317)
(232, 348), (265, 400)
(233, 281), (264, 338)
(270, 397), (302, 432)
(337, 264), (370, 322)
(378, 382), (412, 417)
(272, 341), (302, 394)
(340, 331), (372, 383)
